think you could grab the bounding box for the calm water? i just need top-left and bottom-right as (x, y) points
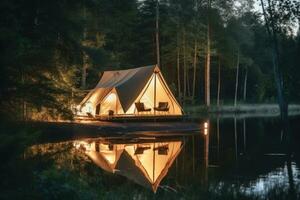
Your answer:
(24, 116), (300, 199)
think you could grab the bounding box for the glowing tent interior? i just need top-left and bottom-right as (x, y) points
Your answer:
(74, 139), (182, 192)
(77, 65), (183, 117)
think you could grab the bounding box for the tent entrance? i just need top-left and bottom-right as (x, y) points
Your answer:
(97, 89), (124, 116)
(126, 72), (181, 116)
(95, 104), (101, 115)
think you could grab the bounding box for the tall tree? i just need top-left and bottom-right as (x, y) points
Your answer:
(205, 0), (211, 106)
(156, 0), (161, 68)
(234, 48), (240, 107)
(259, 0), (298, 122)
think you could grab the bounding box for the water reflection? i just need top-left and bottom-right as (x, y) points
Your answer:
(73, 137), (183, 192)
(24, 118), (300, 197)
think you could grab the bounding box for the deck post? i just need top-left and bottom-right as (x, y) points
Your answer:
(154, 72), (157, 116)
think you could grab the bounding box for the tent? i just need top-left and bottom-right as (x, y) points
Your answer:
(79, 139), (182, 192)
(77, 65), (183, 117)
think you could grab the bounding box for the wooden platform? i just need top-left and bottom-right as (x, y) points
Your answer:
(75, 114), (185, 122)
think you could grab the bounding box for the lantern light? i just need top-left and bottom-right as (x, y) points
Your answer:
(204, 122), (208, 129)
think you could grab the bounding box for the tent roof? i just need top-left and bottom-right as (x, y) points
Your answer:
(80, 65), (157, 112)
(95, 65), (156, 88)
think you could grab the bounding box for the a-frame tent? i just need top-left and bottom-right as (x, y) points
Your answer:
(78, 65), (183, 116)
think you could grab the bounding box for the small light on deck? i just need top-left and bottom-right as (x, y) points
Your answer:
(204, 122), (208, 129)
(203, 121), (209, 135)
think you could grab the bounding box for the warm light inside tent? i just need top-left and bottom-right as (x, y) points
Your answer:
(78, 101), (93, 115)
(84, 101), (93, 113)
(126, 73), (182, 115)
(106, 93), (116, 102)
(100, 92), (117, 115)
(87, 102), (93, 113)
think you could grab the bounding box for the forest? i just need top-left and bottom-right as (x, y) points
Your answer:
(1, 1), (300, 199)
(0, 0), (299, 120)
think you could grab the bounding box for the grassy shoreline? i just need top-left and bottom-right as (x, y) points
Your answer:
(184, 104), (300, 114)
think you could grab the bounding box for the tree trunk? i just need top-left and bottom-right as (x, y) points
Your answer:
(261, 2), (292, 197)
(217, 55), (221, 107)
(156, 0), (160, 68)
(205, 0), (211, 106)
(217, 117), (220, 161)
(187, 66), (190, 98)
(260, 0), (288, 124)
(234, 117), (238, 162)
(243, 66), (248, 102)
(183, 29), (187, 102)
(81, 5), (88, 89)
(234, 49), (240, 108)
(177, 45), (181, 100)
(21, 69), (26, 121)
(243, 118), (246, 152)
(81, 53), (88, 89)
(192, 40), (197, 103)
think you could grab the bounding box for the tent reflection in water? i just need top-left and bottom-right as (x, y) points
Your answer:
(75, 139), (183, 192)
(77, 65), (183, 117)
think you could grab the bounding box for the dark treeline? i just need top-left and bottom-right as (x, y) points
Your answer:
(0, 0), (299, 120)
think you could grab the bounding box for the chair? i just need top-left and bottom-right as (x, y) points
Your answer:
(87, 112), (94, 118)
(135, 102), (151, 114)
(154, 102), (169, 114)
(134, 146), (151, 155)
(154, 145), (169, 155)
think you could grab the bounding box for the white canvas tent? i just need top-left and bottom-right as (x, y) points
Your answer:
(77, 65), (183, 116)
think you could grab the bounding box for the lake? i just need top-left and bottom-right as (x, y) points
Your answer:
(7, 116), (300, 199)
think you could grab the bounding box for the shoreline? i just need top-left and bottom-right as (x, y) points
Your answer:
(185, 104), (300, 114)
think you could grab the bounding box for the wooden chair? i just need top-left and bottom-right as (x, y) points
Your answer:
(154, 144), (169, 155)
(135, 102), (151, 114)
(134, 146), (151, 155)
(87, 112), (94, 118)
(154, 102), (169, 114)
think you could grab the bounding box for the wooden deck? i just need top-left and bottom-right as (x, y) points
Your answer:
(75, 114), (185, 122)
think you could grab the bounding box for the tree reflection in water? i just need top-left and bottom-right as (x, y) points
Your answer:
(24, 118), (300, 198)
